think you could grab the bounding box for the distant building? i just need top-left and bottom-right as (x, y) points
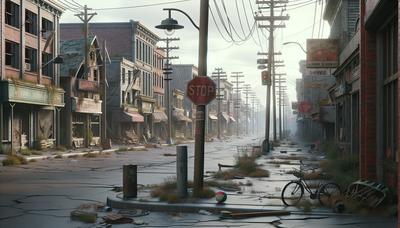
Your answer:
(325, 0), (360, 155)
(296, 60), (335, 142)
(170, 64), (198, 138)
(172, 89), (191, 139)
(61, 21), (165, 141)
(59, 36), (104, 148)
(107, 57), (143, 144)
(0, 0), (65, 153)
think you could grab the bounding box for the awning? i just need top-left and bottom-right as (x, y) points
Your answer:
(118, 111), (144, 123)
(173, 109), (192, 122)
(229, 116), (236, 122)
(209, 114), (218, 120)
(153, 111), (168, 123)
(221, 112), (230, 122)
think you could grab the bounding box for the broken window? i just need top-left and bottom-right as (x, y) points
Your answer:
(42, 52), (53, 77)
(41, 18), (53, 34)
(5, 40), (19, 69)
(25, 47), (37, 72)
(93, 69), (98, 82)
(121, 67), (126, 84)
(5, 0), (19, 28)
(25, 9), (37, 35)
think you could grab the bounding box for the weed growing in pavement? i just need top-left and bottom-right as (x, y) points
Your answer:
(213, 153), (270, 180)
(54, 154), (63, 159)
(297, 199), (317, 212)
(150, 178), (226, 203)
(2, 155), (28, 166)
(83, 153), (98, 158)
(319, 141), (358, 188)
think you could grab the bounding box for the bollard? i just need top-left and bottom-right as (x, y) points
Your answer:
(123, 164), (137, 198)
(176, 146), (188, 198)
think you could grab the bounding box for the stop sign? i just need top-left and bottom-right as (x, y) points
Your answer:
(186, 76), (216, 105)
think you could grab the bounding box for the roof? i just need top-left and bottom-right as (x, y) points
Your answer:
(60, 35), (97, 77)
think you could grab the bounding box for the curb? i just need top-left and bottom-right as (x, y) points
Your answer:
(107, 195), (290, 214)
(106, 192), (358, 217)
(25, 148), (118, 161)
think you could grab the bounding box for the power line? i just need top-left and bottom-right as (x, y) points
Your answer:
(92, 0), (191, 11)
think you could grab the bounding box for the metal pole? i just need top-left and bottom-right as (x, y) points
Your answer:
(193, 0), (209, 197)
(123, 165), (137, 198)
(177, 145), (188, 198)
(278, 75), (282, 139)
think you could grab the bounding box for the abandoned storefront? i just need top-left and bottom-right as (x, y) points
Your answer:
(60, 36), (104, 148)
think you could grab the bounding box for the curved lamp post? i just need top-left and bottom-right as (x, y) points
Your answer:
(282, 41), (307, 54)
(156, 2), (208, 197)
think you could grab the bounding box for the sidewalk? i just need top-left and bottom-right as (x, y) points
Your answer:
(0, 139), (196, 163)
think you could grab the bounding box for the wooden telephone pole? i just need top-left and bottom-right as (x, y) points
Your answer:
(75, 5), (97, 77)
(158, 38), (180, 145)
(255, 0), (289, 152)
(231, 72), (245, 137)
(211, 68), (227, 139)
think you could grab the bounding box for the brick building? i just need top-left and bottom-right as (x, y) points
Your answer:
(0, 0), (65, 153)
(359, 0), (398, 188)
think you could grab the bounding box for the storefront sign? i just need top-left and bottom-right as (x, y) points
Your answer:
(306, 39), (339, 68)
(72, 97), (102, 114)
(141, 102), (153, 114)
(77, 79), (99, 92)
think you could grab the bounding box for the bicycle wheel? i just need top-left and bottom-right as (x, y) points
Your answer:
(317, 182), (341, 206)
(281, 181), (304, 206)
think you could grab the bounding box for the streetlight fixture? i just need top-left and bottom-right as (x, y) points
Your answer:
(156, 2), (208, 197)
(282, 42), (307, 54)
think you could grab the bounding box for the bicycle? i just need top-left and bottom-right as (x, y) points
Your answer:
(281, 160), (341, 206)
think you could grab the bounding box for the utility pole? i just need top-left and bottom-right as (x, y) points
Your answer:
(255, 0), (289, 152)
(158, 38), (180, 145)
(75, 5), (97, 77)
(231, 72), (244, 137)
(211, 68), (227, 140)
(193, 0), (209, 197)
(275, 73), (286, 139)
(75, 5), (97, 148)
(242, 84), (252, 135)
(250, 94), (257, 135)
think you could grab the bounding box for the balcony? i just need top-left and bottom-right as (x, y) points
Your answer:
(77, 79), (99, 93)
(0, 80), (64, 107)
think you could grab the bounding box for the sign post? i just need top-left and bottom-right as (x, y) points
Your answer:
(187, 75), (216, 196)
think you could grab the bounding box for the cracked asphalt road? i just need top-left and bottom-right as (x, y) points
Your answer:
(0, 136), (396, 227)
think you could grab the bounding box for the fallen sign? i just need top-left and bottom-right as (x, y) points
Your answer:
(220, 210), (290, 219)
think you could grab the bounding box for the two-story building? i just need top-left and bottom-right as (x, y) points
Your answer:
(172, 89), (191, 139)
(0, 0), (65, 153)
(61, 21), (162, 141)
(59, 35), (104, 148)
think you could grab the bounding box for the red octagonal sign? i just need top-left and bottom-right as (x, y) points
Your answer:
(186, 76), (217, 105)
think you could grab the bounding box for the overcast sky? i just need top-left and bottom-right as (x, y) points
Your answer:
(59, 0), (330, 109)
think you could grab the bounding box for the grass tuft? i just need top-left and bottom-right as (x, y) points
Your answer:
(2, 155), (28, 166)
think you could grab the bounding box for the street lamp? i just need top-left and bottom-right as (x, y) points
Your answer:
(156, 1), (208, 197)
(282, 42), (307, 54)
